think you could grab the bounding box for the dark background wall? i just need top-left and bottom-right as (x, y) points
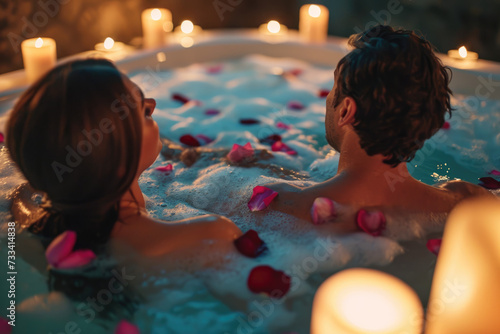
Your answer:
(1, 0), (500, 75)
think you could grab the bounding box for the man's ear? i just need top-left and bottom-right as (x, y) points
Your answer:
(338, 97), (357, 127)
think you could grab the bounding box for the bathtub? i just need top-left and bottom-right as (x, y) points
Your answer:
(0, 29), (499, 334)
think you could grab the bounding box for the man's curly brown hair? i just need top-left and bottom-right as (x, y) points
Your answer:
(333, 25), (452, 166)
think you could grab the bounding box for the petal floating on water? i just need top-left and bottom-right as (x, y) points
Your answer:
(356, 209), (386, 236)
(179, 134), (201, 147)
(248, 186), (278, 211)
(154, 164), (173, 173)
(441, 121), (451, 129)
(276, 121), (291, 130)
(234, 229), (268, 258)
(426, 239), (442, 256)
(172, 93), (190, 104)
(318, 89), (330, 98)
(45, 231), (77, 267)
(271, 141), (297, 155)
(56, 250), (97, 269)
(488, 170), (500, 176)
(478, 177), (500, 189)
(287, 101), (305, 110)
(310, 197), (337, 225)
(247, 265), (291, 298)
(227, 142), (254, 163)
(115, 319), (141, 334)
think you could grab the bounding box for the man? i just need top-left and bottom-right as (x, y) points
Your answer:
(266, 25), (492, 230)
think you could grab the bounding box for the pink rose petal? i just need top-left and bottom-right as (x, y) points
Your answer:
(271, 141), (297, 155)
(227, 142), (254, 163)
(276, 122), (291, 130)
(195, 134), (213, 145)
(489, 170), (500, 176)
(205, 109), (220, 116)
(0, 317), (11, 334)
(356, 209), (386, 236)
(248, 186), (278, 212)
(311, 197), (337, 225)
(288, 68), (303, 76)
(56, 249), (96, 269)
(318, 89), (330, 98)
(426, 239), (442, 256)
(206, 64), (223, 74)
(441, 121), (450, 129)
(45, 231), (77, 267)
(155, 164), (173, 173)
(0, 132), (4, 144)
(172, 93), (190, 104)
(115, 320), (141, 334)
(478, 177), (500, 189)
(287, 101), (305, 110)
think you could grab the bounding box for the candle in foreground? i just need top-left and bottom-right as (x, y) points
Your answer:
(425, 197), (500, 334)
(311, 268), (423, 334)
(299, 4), (329, 43)
(141, 8), (173, 49)
(447, 46), (478, 62)
(21, 37), (57, 84)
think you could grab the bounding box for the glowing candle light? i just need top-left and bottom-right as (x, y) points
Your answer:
(173, 20), (202, 48)
(299, 4), (329, 43)
(181, 20), (194, 34)
(425, 197), (500, 334)
(141, 8), (172, 49)
(21, 37), (57, 84)
(311, 268), (423, 334)
(258, 20), (288, 40)
(447, 46), (478, 62)
(267, 20), (281, 34)
(94, 37), (124, 52)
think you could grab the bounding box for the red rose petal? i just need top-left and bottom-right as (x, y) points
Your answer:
(180, 134), (201, 147)
(115, 319), (140, 334)
(356, 209), (386, 236)
(442, 121), (450, 129)
(0, 132), (4, 144)
(288, 68), (303, 76)
(287, 101), (305, 110)
(276, 122), (291, 130)
(227, 142), (254, 163)
(271, 141), (297, 155)
(488, 170), (500, 176)
(195, 134), (213, 145)
(234, 229), (268, 258)
(0, 317), (11, 334)
(239, 118), (261, 125)
(318, 89), (330, 98)
(172, 93), (190, 104)
(155, 164), (173, 173)
(206, 64), (223, 74)
(205, 109), (220, 116)
(248, 186), (278, 212)
(478, 177), (500, 190)
(260, 134), (282, 145)
(247, 265), (291, 298)
(426, 239), (442, 256)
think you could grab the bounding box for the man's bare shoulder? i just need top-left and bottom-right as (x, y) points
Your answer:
(439, 180), (494, 198)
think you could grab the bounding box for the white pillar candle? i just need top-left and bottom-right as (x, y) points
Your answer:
(299, 4), (329, 43)
(311, 268), (423, 334)
(21, 37), (57, 84)
(447, 46), (478, 62)
(425, 197), (500, 334)
(141, 8), (172, 49)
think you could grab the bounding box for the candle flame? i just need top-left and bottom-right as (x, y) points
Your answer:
(309, 5), (321, 18)
(103, 37), (114, 50)
(35, 38), (43, 48)
(458, 46), (468, 58)
(180, 20), (194, 34)
(267, 20), (281, 34)
(151, 8), (162, 21)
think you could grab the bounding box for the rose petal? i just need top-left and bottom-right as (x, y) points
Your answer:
(271, 141), (297, 155)
(288, 68), (303, 76)
(311, 197), (337, 225)
(0, 132), (4, 144)
(195, 134), (213, 145)
(204, 109), (220, 116)
(248, 186), (278, 212)
(179, 134), (201, 147)
(426, 239), (442, 256)
(227, 142), (254, 163)
(276, 122), (291, 130)
(356, 209), (386, 236)
(318, 89), (330, 98)
(56, 249), (96, 269)
(239, 118), (261, 125)
(45, 231), (77, 267)
(478, 177), (500, 189)
(441, 121), (450, 129)
(155, 164), (173, 173)
(172, 93), (190, 104)
(206, 65), (223, 74)
(260, 134), (282, 145)
(247, 265), (291, 298)
(287, 101), (305, 110)
(234, 229), (268, 258)
(0, 317), (12, 334)
(115, 320), (141, 334)
(489, 170), (500, 176)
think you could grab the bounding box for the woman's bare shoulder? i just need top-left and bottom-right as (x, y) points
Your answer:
(438, 180), (494, 199)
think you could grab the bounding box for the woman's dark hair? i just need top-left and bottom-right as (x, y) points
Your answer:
(333, 25), (452, 166)
(7, 58), (142, 249)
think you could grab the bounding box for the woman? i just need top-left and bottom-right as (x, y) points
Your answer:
(7, 58), (241, 258)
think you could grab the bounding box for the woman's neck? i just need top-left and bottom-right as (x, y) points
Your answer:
(120, 179), (146, 209)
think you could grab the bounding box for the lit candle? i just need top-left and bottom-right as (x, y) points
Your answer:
(21, 37), (57, 84)
(299, 4), (330, 43)
(447, 46), (478, 62)
(174, 20), (203, 48)
(94, 37), (124, 52)
(141, 8), (173, 49)
(425, 198), (500, 334)
(258, 20), (288, 40)
(311, 268), (423, 334)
